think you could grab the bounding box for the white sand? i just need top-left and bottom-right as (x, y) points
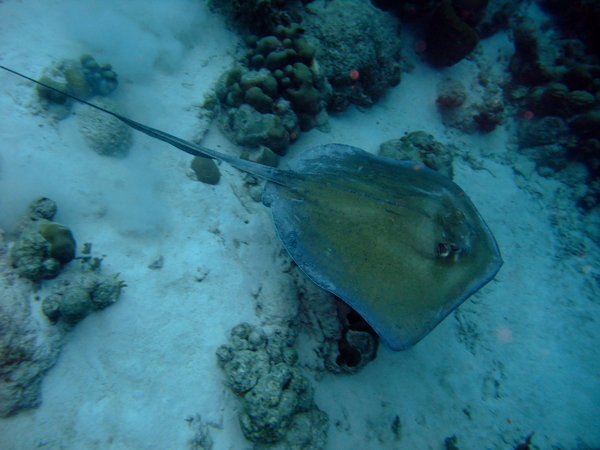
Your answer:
(0, 0), (598, 449)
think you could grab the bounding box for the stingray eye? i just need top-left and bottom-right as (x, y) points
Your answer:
(438, 243), (451, 257)
(438, 243), (461, 258)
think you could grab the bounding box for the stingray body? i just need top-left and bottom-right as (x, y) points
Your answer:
(1, 66), (503, 351)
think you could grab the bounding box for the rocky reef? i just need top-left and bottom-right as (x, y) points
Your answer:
(11, 198), (77, 281)
(33, 54), (132, 157)
(290, 266), (379, 375)
(77, 96), (133, 157)
(504, 11), (600, 211)
(371, 0), (495, 67)
(0, 198), (125, 417)
(215, 23), (327, 155)
(216, 323), (329, 449)
(424, 0), (481, 67)
(211, 0), (404, 154)
(379, 131), (456, 180)
(436, 75), (506, 134)
(300, 0), (403, 111)
(36, 54), (119, 105)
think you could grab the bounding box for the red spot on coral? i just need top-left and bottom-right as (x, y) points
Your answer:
(415, 40), (427, 53)
(523, 110), (534, 120)
(290, 132), (298, 140)
(350, 69), (360, 81)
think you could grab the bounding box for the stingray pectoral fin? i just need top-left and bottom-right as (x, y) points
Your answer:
(267, 145), (502, 351)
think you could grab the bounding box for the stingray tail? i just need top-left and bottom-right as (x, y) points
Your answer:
(0, 65), (293, 186)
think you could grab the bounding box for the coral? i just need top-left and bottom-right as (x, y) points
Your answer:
(79, 54), (118, 97)
(215, 22), (325, 153)
(300, 0), (402, 110)
(23, 197), (57, 222)
(57, 287), (94, 325)
(191, 157), (221, 185)
(437, 78), (467, 109)
(527, 82), (597, 117)
(264, 50), (293, 70)
(216, 323), (328, 449)
(505, 10), (600, 210)
(570, 111), (600, 140)
(0, 228), (63, 417)
(37, 54), (118, 105)
(286, 63), (320, 115)
(561, 64), (597, 92)
(35, 76), (68, 104)
(41, 294), (62, 323)
(10, 231), (60, 280)
(475, 0), (521, 38)
(216, 323), (271, 394)
(425, 0), (480, 67)
(63, 67), (92, 98)
(537, 0), (600, 58)
(502, 0), (600, 227)
(208, 0), (298, 36)
(81, 270), (126, 311)
(472, 102), (505, 133)
(10, 220), (76, 281)
(245, 86), (274, 113)
(518, 116), (570, 149)
(10, 197), (125, 316)
(214, 1), (405, 149)
(437, 71), (506, 134)
(41, 266), (126, 324)
(508, 23), (555, 87)
(10, 198), (77, 279)
(240, 363), (312, 443)
(1, 198), (124, 417)
(77, 96), (133, 157)
(39, 222), (76, 264)
(220, 104), (291, 154)
(379, 131), (455, 180)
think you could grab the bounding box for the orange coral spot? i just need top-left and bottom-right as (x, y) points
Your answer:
(350, 69), (360, 81)
(523, 110), (534, 120)
(290, 132), (298, 140)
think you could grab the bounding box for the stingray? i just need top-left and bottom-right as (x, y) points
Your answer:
(1, 66), (503, 351)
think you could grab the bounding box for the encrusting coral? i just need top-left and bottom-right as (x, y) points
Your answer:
(216, 323), (329, 449)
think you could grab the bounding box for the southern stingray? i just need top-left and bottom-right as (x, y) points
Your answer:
(1, 66), (503, 351)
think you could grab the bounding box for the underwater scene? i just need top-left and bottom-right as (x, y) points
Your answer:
(0, 0), (599, 448)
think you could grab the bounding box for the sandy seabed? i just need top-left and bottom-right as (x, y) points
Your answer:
(0, 1), (598, 449)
